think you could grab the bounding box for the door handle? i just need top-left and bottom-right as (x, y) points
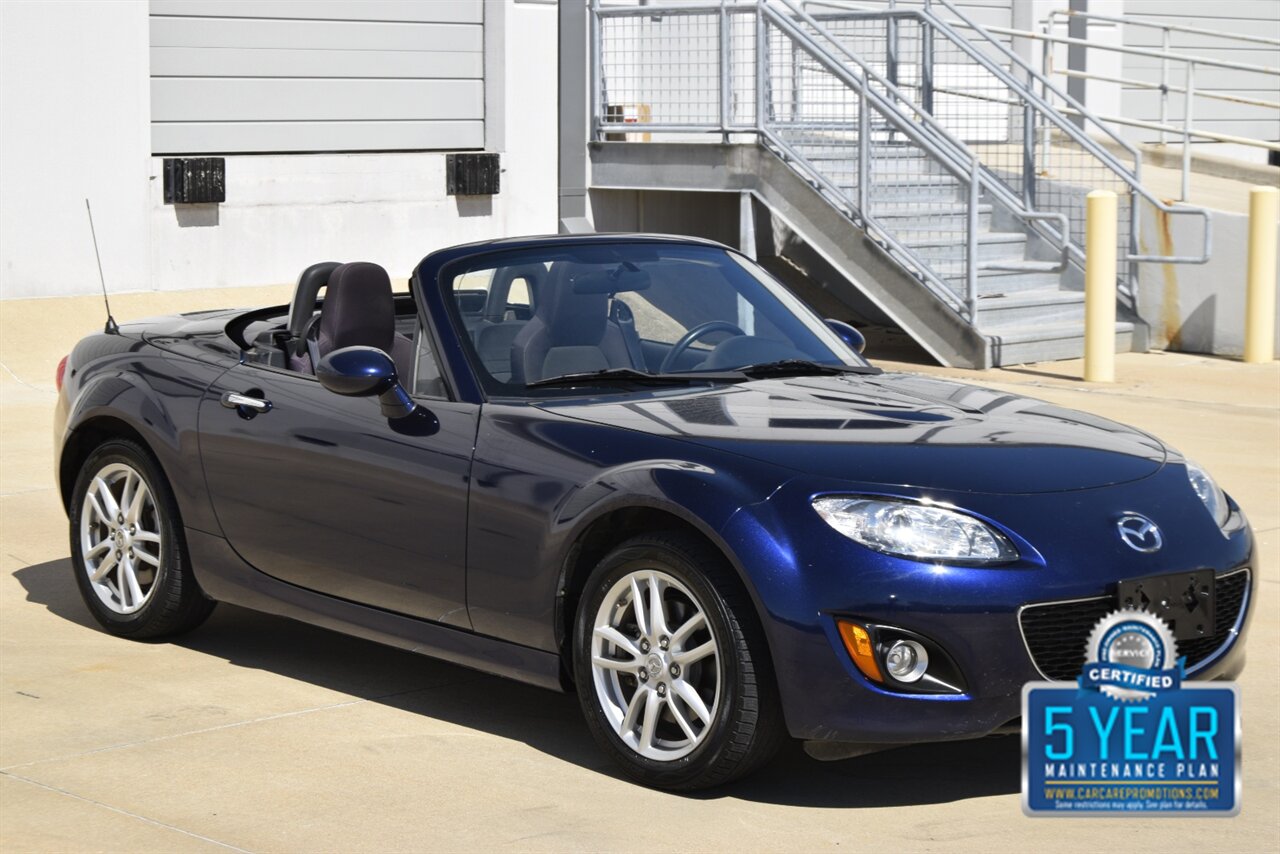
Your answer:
(221, 391), (272, 416)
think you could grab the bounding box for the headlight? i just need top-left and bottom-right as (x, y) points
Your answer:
(812, 496), (1018, 564)
(1185, 460), (1229, 527)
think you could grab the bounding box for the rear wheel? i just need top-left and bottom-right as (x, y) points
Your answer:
(69, 439), (214, 638)
(573, 532), (784, 790)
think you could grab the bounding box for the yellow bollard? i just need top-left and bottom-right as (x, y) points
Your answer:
(1084, 190), (1117, 382)
(1243, 185), (1279, 363)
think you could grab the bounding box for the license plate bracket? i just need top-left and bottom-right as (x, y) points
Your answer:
(1117, 571), (1215, 642)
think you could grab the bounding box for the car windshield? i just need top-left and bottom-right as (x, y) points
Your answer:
(443, 242), (870, 396)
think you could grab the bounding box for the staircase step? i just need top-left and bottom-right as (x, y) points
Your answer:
(868, 176), (964, 202)
(976, 269), (1064, 294)
(869, 202), (992, 231)
(835, 185), (966, 203)
(979, 259), (1061, 274)
(975, 288), (1085, 327)
(903, 230), (1027, 264)
(985, 321), (1136, 366)
(790, 143), (932, 159)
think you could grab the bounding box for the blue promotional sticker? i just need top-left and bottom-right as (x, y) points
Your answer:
(1022, 608), (1241, 816)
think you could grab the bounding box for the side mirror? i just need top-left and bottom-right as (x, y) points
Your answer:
(825, 318), (866, 354)
(316, 346), (417, 419)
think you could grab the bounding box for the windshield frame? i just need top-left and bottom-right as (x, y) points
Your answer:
(434, 239), (871, 400)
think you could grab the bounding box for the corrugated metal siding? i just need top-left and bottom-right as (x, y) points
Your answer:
(1118, 0), (1279, 144)
(149, 0), (485, 154)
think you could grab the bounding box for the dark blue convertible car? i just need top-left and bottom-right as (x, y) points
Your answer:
(54, 234), (1253, 789)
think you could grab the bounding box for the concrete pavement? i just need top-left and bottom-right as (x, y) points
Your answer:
(1, 290), (1277, 852)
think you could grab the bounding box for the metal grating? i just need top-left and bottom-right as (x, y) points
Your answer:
(1020, 569), (1250, 681)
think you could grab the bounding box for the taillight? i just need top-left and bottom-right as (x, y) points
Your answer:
(56, 355), (68, 392)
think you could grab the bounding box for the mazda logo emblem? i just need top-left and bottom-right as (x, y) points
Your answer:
(1117, 514), (1162, 553)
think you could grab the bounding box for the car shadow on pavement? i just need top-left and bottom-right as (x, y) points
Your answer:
(16, 557), (1018, 808)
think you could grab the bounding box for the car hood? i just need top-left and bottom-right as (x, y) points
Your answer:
(536, 372), (1168, 494)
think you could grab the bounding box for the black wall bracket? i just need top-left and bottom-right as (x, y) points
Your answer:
(163, 157), (225, 204)
(446, 152), (500, 196)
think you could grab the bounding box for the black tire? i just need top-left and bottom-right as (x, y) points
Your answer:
(573, 531), (785, 790)
(68, 439), (215, 638)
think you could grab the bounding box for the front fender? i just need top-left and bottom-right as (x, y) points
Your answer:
(465, 405), (793, 650)
(549, 457), (788, 638)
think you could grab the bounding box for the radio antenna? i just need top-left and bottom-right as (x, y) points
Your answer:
(85, 199), (119, 334)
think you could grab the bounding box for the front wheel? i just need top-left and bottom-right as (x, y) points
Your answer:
(573, 532), (784, 790)
(69, 439), (214, 638)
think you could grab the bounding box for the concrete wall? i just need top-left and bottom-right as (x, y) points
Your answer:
(0, 1), (153, 300)
(1136, 204), (1280, 357)
(0, 0), (558, 300)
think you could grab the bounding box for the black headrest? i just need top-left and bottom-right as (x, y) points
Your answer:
(287, 261), (341, 355)
(317, 262), (395, 356)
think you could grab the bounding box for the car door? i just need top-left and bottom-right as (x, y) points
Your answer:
(197, 320), (476, 628)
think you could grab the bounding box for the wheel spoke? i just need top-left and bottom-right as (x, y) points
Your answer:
(90, 550), (118, 583)
(668, 696), (698, 742)
(125, 479), (149, 525)
(647, 572), (668, 638)
(92, 477), (120, 520)
(86, 493), (109, 527)
(673, 639), (716, 666)
(594, 625), (642, 661)
(671, 612), (706, 649)
(638, 690), (661, 752)
(132, 530), (160, 545)
(85, 540), (111, 560)
(592, 654), (638, 672)
(132, 548), (160, 568)
(630, 576), (649, 638)
(673, 679), (712, 724)
(121, 558), (144, 608)
(619, 688), (646, 735)
(118, 471), (136, 520)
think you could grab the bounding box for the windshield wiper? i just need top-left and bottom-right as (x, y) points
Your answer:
(526, 367), (743, 389)
(733, 359), (881, 379)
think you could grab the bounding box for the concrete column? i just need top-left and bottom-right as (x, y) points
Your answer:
(1067, 0), (1088, 130)
(558, 0), (592, 233)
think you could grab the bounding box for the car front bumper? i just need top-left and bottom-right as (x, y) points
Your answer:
(719, 469), (1256, 745)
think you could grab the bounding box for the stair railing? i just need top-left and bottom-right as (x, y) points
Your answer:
(591, 0), (1070, 323)
(806, 0), (1213, 280)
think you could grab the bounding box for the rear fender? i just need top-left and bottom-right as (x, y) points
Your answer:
(59, 350), (230, 535)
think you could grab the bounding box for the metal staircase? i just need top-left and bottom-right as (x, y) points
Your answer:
(589, 0), (1214, 367)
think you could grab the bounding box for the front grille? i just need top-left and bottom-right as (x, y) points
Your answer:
(1020, 569), (1251, 681)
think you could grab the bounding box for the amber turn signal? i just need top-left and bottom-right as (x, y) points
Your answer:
(836, 619), (883, 683)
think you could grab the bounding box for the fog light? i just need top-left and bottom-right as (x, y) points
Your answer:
(884, 639), (928, 683)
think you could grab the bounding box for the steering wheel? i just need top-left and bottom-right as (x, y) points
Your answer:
(659, 320), (746, 373)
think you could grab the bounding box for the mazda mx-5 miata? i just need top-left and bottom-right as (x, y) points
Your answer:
(54, 234), (1253, 789)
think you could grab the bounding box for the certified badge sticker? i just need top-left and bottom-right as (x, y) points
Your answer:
(1022, 608), (1241, 816)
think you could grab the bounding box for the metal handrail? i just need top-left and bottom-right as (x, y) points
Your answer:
(918, 0), (1213, 264)
(758, 1), (985, 315)
(768, 0), (1082, 274)
(595, 0), (1020, 316)
(590, 0), (1202, 330)
(1017, 9), (1280, 199)
(798, 0), (1213, 266)
(1043, 9), (1280, 57)
(1010, 24), (1280, 76)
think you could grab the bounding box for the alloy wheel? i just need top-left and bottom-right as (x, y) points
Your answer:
(78, 462), (162, 614)
(590, 568), (721, 761)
